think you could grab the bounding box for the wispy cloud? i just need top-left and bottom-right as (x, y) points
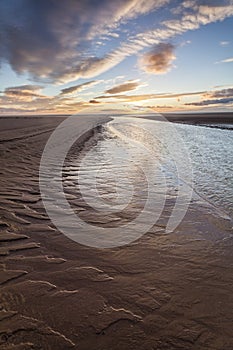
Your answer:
(1, 85), (47, 101)
(219, 40), (230, 46)
(60, 81), (99, 95)
(186, 97), (233, 106)
(205, 88), (233, 98)
(96, 90), (205, 102)
(216, 57), (233, 63)
(1, 1), (233, 114)
(1, 0), (233, 84)
(105, 80), (140, 94)
(186, 87), (233, 106)
(0, 0), (168, 83)
(0, 84), (96, 114)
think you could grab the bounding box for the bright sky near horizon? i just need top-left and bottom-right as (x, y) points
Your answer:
(0, 0), (233, 115)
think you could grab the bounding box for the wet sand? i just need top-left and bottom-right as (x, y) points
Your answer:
(0, 116), (233, 350)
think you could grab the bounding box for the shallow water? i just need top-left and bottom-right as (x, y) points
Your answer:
(63, 116), (233, 239)
(111, 118), (233, 218)
(175, 122), (233, 217)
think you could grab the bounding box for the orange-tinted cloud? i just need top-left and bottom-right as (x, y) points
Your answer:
(96, 90), (205, 102)
(186, 87), (233, 106)
(60, 81), (99, 95)
(2, 85), (47, 102)
(105, 81), (140, 94)
(139, 43), (176, 74)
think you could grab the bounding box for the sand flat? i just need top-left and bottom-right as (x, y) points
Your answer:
(0, 116), (233, 350)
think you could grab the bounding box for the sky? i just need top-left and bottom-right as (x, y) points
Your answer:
(0, 0), (233, 115)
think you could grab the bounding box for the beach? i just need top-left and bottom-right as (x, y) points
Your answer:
(0, 115), (233, 350)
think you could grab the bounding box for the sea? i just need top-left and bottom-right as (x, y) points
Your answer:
(62, 116), (233, 239)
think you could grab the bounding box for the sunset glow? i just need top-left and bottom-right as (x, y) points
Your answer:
(0, 0), (233, 115)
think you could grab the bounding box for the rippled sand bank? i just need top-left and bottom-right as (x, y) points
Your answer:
(0, 116), (233, 350)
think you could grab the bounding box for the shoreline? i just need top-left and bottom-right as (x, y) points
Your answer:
(133, 112), (233, 130)
(0, 116), (233, 349)
(1, 111), (233, 123)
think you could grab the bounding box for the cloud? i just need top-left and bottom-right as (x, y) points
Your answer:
(96, 88), (233, 108)
(89, 99), (100, 104)
(108, 33), (120, 38)
(220, 40), (230, 46)
(93, 1), (233, 81)
(60, 81), (99, 95)
(2, 85), (42, 92)
(0, 0), (168, 83)
(185, 87), (233, 106)
(180, 40), (192, 47)
(96, 90), (205, 102)
(205, 87), (233, 98)
(0, 84), (91, 114)
(1, 85), (47, 101)
(1, 1), (233, 84)
(217, 57), (233, 63)
(0, 82), (107, 114)
(186, 97), (233, 106)
(105, 81), (140, 94)
(0, 106), (38, 114)
(146, 105), (174, 111)
(139, 43), (176, 74)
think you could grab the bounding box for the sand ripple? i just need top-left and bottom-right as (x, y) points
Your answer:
(0, 117), (233, 349)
